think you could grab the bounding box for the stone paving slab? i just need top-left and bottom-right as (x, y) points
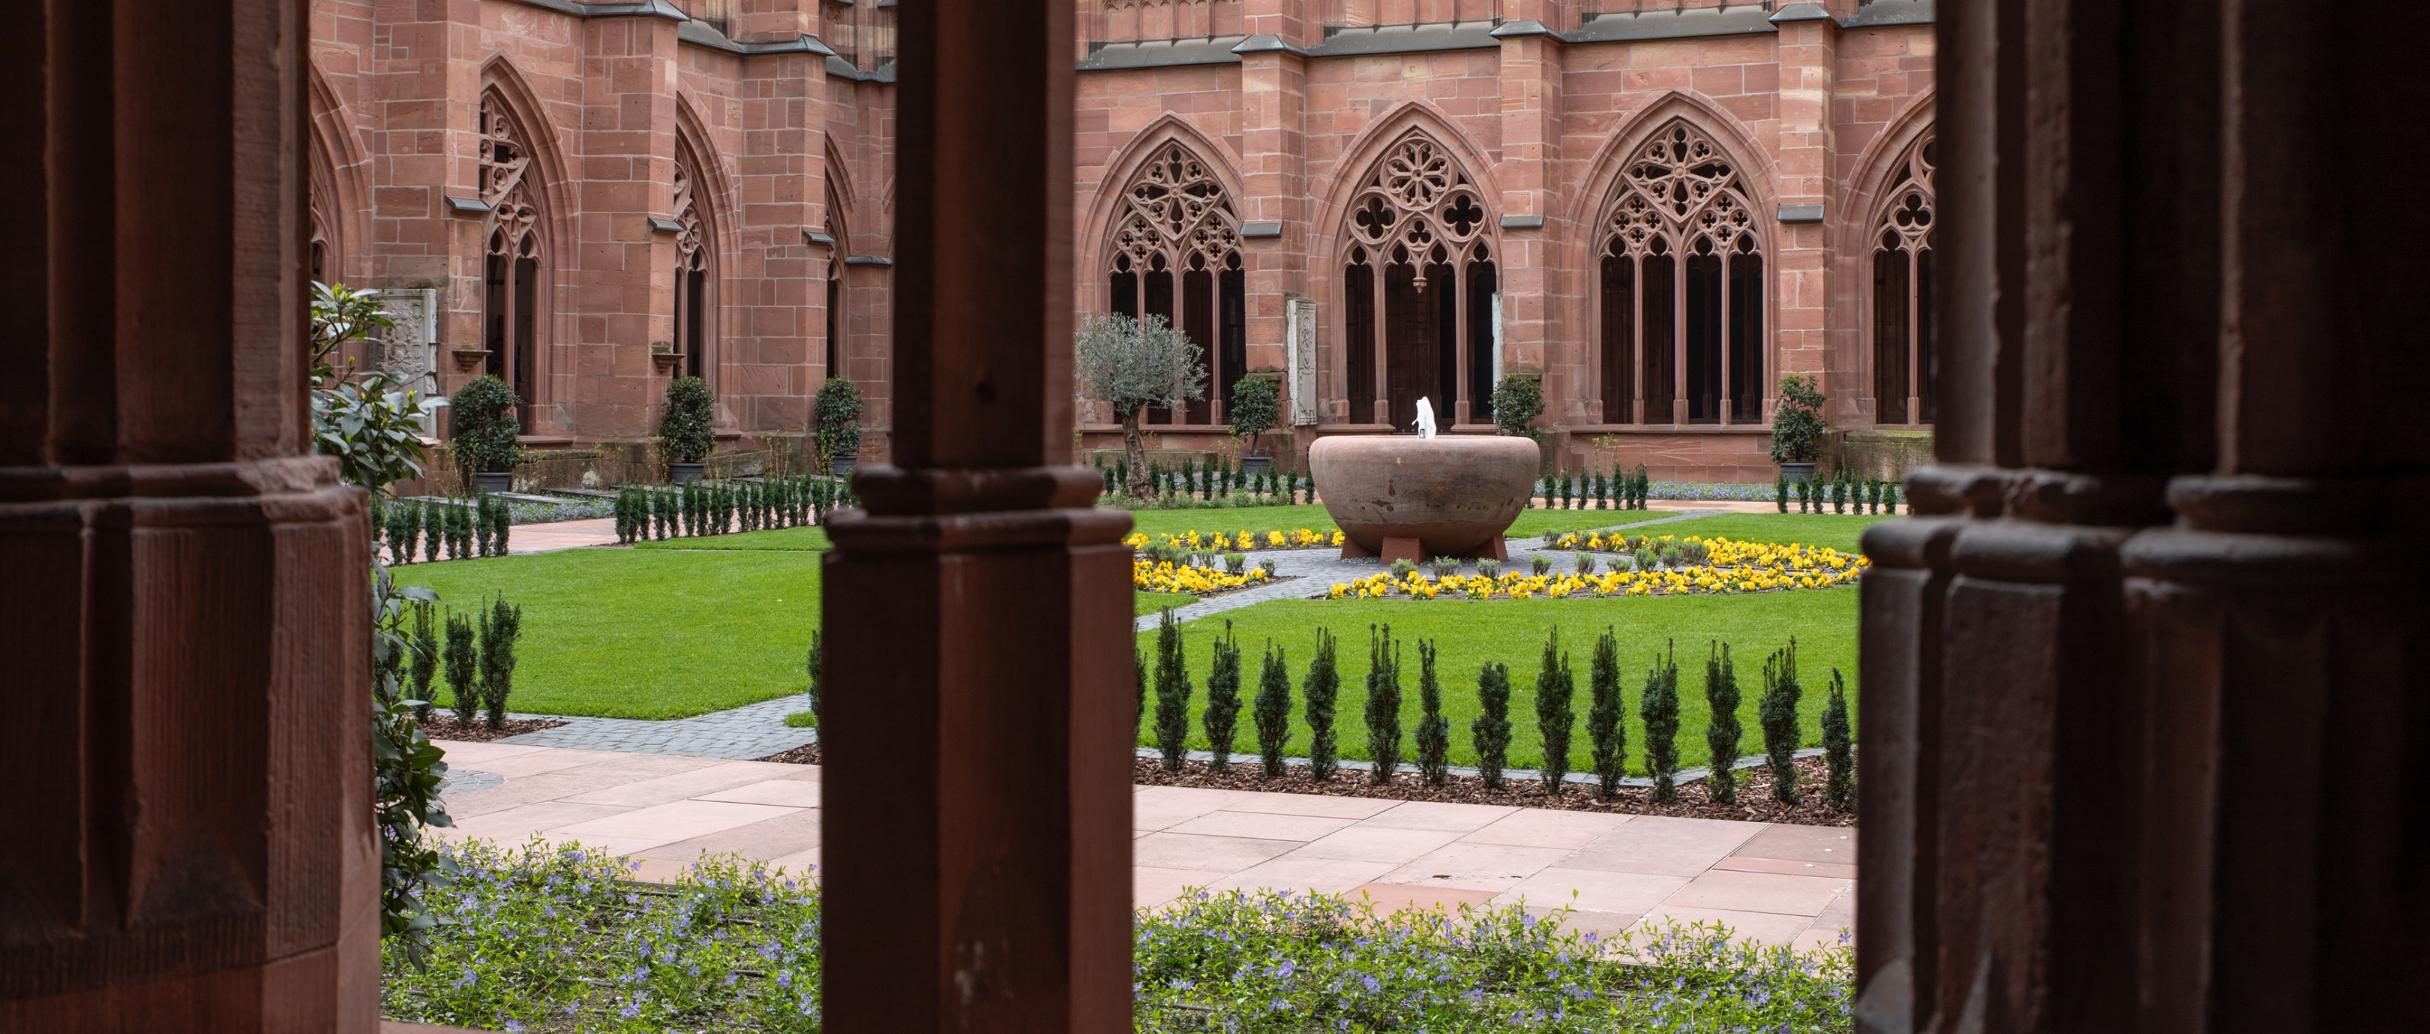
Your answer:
(432, 744), (1857, 949)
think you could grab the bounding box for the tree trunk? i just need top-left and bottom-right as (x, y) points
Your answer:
(1122, 409), (1151, 498)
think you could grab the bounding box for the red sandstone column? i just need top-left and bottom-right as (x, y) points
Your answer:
(0, 1), (377, 1030)
(1240, 0), (1312, 459)
(1857, 0), (2424, 1032)
(1770, 7), (1835, 423)
(1493, 3), (1565, 429)
(819, 1), (1134, 1031)
(577, 12), (684, 434)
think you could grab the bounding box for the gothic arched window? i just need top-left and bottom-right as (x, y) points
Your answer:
(1107, 141), (1244, 426)
(479, 88), (547, 431)
(1872, 132), (1936, 425)
(1595, 120), (1765, 425)
(826, 182), (847, 380)
(1339, 129), (1496, 429)
(673, 135), (715, 383)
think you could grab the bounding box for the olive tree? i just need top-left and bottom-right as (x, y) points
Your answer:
(1075, 313), (1206, 498)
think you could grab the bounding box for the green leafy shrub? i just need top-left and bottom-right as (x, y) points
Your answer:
(1471, 662), (1514, 790)
(443, 609), (478, 726)
(1823, 667), (1854, 810)
(1414, 638), (1449, 788)
(1705, 642), (1743, 805)
(449, 375), (523, 478)
(408, 601), (440, 723)
(477, 595), (523, 730)
(1587, 627), (1626, 799)
(1253, 642), (1292, 779)
(804, 629), (823, 728)
(1363, 624), (1402, 784)
(1534, 629), (1576, 795)
(1642, 640), (1682, 802)
(1203, 621), (1243, 773)
(1490, 372), (1544, 439)
(1769, 373), (1826, 464)
(1760, 639), (1805, 805)
(1304, 628), (1340, 782)
(814, 376), (865, 470)
(1230, 374), (1281, 460)
(1153, 609), (1193, 772)
(1428, 556), (1459, 578)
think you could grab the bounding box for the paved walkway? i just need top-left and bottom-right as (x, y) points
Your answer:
(507, 516), (619, 554)
(432, 741), (1854, 950)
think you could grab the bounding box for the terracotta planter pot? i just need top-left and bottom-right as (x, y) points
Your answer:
(1309, 435), (1538, 563)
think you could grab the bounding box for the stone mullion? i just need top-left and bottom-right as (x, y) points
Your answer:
(0, 0), (374, 1028)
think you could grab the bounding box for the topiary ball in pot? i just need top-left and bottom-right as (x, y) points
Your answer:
(660, 376), (716, 484)
(1769, 373), (1826, 482)
(449, 375), (523, 494)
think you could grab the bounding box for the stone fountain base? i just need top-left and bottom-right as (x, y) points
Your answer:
(1308, 434), (1540, 564)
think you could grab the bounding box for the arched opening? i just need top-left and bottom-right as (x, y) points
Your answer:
(1594, 120), (1765, 425)
(1340, 130), (1495, 429)
(825, 181), (847, 380)
(1105, 141), (1245, 425)
(672, 133), (715, 384)
(478, 87), (548, 433)
(1871, 131), (1937, 425)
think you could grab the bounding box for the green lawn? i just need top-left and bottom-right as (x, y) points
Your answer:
(396, 548), (824, 719)
(397, 543), (1195, 718)
(1656, 512), (1885, 553)
(1137, 586), (1857, 776)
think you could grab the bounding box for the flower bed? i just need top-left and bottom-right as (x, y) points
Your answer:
(1134, 557), (1276, 596)
(383, 839), (1854, 1033)
(1327, 536), (1867, 600)
(1125, 527), (1342, 553)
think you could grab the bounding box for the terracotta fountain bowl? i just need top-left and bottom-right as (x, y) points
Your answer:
(1309, 434), (1541, 563)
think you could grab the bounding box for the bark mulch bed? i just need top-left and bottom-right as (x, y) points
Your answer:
(423, 715), (566, 743)
(754, 737), (1849, 827)
(1129, 756), (1854, 828)
(761, 743), (822, 765)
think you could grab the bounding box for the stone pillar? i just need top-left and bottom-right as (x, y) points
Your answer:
(0, 1), (377, 1031)
(1493, 4), (1564, 426)
(1770, 6), (1835, 418)
(1239, 0), (1311, 457)
(734, 39), (825, 436)
(820, 1), (1134, 1030)
(576, 11), (684, 435)
(1857, 1), (2425, 1032)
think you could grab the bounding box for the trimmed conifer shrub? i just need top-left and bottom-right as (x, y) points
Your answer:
(1822, 668), (1854, 810)
(1304, 628), (1340, 781)
(1587, 627), (1626, 799)
(1760, 639), (1805, 805)
(1364, 624), (1402, 784)
(408, 601), (440, 723)
(1413, 638), (1448, 788)
(1704, 642), (1743, 805)
(1777, 473), (1789, 513)
(1134, 644), (1148, 732)
(1253, 642), (1292, 779)
(421, 500), (440, 561)
(1471, 662), (1513, 790)
(1204, 621), (1244, 773)
(804, 630), (823, 728)
(398, 499), (423, 564)
(454, 500), (475, 558)
(488, 494), (511, 555)
(442, 609), (478, 726)
(1534, 629), (1576, 795)
(1642, 640), (1682, 802)
(477, 595), (523, 730)
(1590, 471), (1607, 510)
(1153, 610), (1193, 772)
(1635, 465), (1651, 509)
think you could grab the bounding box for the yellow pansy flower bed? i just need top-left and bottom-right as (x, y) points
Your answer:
(1133, 558), (1274, 596)
(1323, 536), (1867, 601)
(1123, 528), (1344, 553)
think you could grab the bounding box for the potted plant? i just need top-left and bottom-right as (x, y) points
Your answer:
(660, 375), (716, 484)
(1769, 373), (1826, 483)
(1228, 374), (1281, 476)
(449, 374), (522, 494)
(813, 376), (864, 477)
